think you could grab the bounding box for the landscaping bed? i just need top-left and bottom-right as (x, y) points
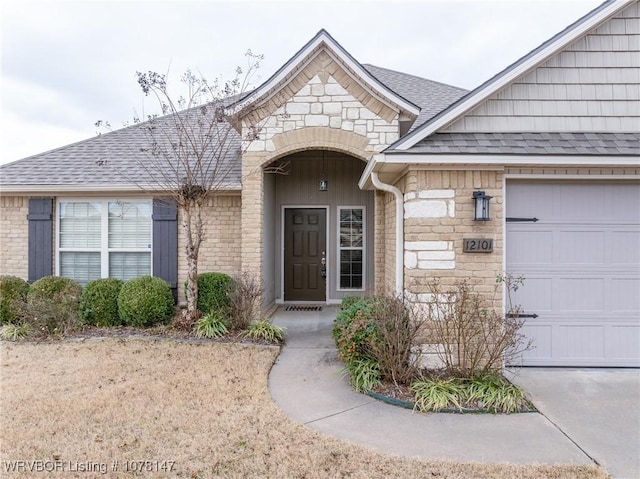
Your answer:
(333, 279), (536, 415)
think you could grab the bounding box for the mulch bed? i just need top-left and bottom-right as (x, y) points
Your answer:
(14, 324), (280, 347)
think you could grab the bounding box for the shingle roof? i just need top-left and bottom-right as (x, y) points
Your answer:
(0, 63), (465, 190)
(0, 108), (243, 190)
(363, 65), (468, 130)
(405, 132), (640, 156)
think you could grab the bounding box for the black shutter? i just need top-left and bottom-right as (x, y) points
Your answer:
(27, 198), (53, 282)
(152, 198), (178, 298)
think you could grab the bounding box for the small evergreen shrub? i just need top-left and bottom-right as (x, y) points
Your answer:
(80, 278), (124, 327)
(332, 296), (379, 364)
(0, 275), (30, 324)
(118, 276), (174, 327)
(192, 272), (234, 315)
(27, 276), (82, 336)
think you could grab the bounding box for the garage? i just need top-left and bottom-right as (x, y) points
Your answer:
(506, 180), (640, 367)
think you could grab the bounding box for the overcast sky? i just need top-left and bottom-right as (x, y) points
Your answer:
(1, 0), (603, 165)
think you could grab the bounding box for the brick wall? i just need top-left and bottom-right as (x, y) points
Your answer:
(0, 196), (29, 279)
(177, 195), (242, 301)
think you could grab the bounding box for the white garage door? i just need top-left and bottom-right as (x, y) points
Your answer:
(506, 180), (640, 367)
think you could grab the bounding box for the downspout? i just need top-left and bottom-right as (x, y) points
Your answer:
(371, 172), (403, 298)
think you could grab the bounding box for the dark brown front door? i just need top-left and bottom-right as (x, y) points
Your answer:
(284, 208), (326, 302)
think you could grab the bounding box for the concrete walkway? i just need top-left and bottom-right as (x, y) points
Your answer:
(268, 306), (640, 478)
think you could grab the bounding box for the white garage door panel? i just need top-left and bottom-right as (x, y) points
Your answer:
(506, 181), (640, 367)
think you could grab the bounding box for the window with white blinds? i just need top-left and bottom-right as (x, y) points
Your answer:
(58, 200), (152, 285)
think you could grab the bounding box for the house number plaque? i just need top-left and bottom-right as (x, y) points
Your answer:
(463, 238), (493, 253)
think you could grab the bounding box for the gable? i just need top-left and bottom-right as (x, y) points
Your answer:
(444, 1), (639, 133)
(391, 0), (635, 151)
(239, 51), (405, 128)
(227, 30), (419, 129)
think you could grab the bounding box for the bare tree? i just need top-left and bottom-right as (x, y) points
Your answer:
(99, 51), (263, 326)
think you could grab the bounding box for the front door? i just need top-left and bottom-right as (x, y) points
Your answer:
(284, 208), (326, 302)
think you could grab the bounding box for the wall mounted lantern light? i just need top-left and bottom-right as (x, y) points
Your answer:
(319, 151), (328, 191)
(472, 190), (492, 221)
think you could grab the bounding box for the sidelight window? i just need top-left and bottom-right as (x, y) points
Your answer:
(338, 207), (364, 290)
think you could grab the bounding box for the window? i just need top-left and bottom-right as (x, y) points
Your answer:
(58, 200), (152, 284)
(338, 207), (364, 290)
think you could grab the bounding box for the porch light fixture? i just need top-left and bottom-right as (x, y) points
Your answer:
(319, 151), (328, 191)
(472, 190), (492, 221)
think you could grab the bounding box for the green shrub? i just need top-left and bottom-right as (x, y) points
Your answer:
(341, 358), (381, 393)
(27, 276), (82, 336)
(118, 276), (174, 327)
(244, 320), (285, 344)
(0, 275), (30, 324)
(194, 311), (228, 338)
(332, 296), (379, 364)
(80, 278), (124, 327)
(191, 272), (234, 315)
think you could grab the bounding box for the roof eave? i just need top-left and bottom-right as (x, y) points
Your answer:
(0, 184), (243, 195)
(360, 152), (640, 189)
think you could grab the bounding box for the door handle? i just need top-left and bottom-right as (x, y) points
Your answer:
(321, 252), (326, 279)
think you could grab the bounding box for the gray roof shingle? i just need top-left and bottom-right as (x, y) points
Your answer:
(404, 132), (640, 156)
(1, 64), (466, 190)
(0, 108), (243, 190)
(363, 64), (468, 130)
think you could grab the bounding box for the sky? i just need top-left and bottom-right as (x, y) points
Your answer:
(1, 0), (604, 165)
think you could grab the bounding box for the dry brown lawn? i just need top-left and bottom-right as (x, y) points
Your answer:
(0, 338), (608, 479)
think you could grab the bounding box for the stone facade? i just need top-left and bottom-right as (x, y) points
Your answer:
(0, 196), (29, 280)
(402, 169), (504, 307)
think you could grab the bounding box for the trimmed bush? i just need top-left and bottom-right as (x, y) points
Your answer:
(0, 275), (30, 324)
(118, 276), (174, 327)
(27, 276), (82, 336)
(80, 278), (124, 327)
(332, 296), (379, 364)
(192, 272), (234, 315)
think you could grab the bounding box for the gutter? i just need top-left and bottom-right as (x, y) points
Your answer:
(370, 171), (403, 298)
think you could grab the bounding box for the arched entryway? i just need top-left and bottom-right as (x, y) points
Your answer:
(262, 150), (374, 304)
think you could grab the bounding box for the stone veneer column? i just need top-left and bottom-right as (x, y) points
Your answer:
(241, 152), (266, 280)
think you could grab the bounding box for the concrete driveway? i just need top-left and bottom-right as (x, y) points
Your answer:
(507, 368), (640, 479)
